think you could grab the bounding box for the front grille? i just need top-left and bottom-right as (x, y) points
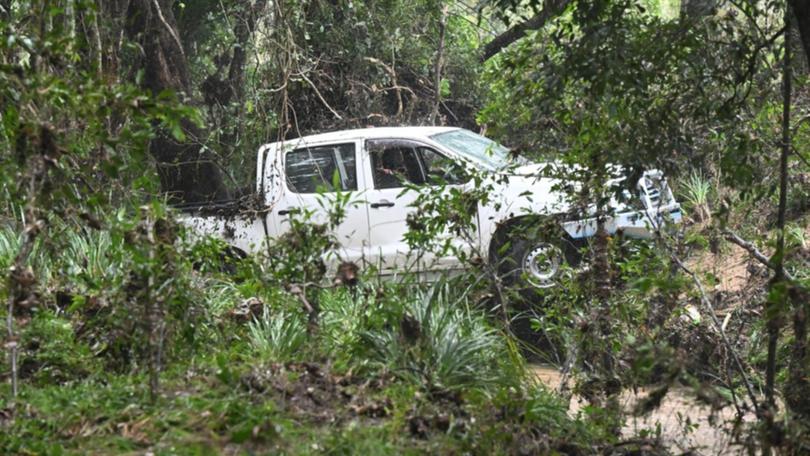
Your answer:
(640, 173), (671, 211)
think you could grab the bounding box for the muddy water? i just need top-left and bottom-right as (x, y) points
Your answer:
(531, 365), (753, 455)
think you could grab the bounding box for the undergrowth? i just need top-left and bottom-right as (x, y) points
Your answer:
(0, 219), (607, 455)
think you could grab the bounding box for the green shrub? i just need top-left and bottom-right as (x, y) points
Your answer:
(17, 310), (101, 385)
(60, 228), (123, 291)
(318, 287), (382, 360)
(0, 224), (51, 286)
(0, 225), (19, 271)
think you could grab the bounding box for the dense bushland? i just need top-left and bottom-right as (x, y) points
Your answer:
(1, 0), (809, 454)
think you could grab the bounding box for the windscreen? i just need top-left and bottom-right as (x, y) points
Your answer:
(430, 129), (515, 171)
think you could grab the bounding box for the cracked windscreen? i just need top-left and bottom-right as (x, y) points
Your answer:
(430, 129), (524, 171)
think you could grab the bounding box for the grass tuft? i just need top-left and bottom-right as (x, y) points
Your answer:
(248, 307), (308, 362)
(361, 283), (520, 393)
(680, 170), (713, 223)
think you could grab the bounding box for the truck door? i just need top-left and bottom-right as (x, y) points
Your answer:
(269, 140), (370, 269)
(363, 139), (475, 275)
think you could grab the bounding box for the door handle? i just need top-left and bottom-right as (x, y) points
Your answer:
(278, 207), (299, 216)
(370, 200), (395, 209)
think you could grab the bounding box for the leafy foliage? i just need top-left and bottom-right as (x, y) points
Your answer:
(479, 0), (781, 191)
(0, 0), (809, 454)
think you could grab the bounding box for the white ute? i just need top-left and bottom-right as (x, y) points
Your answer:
(181, 127), (681, 288)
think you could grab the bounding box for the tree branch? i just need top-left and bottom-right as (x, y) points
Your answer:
(297, 70), (342, 120)
(151, 0), (185, 59)
(723, 230), (794, 281)
(480, 0), (571, 62)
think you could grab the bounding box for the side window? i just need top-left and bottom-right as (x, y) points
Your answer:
(417, 147), (468, 185)
(368, 141), (425, 189)
(285, 143), (357, 193)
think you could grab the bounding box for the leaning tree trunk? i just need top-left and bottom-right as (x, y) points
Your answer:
(480, 0), (571, 62)
(124, 0), (229, 204)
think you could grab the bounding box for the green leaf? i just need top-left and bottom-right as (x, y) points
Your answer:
(440, 78), (451, 97)
(170, 122), (185, 141)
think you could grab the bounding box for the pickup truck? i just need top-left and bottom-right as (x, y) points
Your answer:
(180, 127), (681, 288)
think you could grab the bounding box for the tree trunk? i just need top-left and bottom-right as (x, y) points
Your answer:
(125, 0), (229, 204)
(223, 0), (267, 156)
(784, 0), (810, 425)
(98, 0), (131, 77)
(680, 0), (717, 19)
(789, 0), (810, 66)
(429, 4), (448, 125)
(763, 5), (792, 453)
(786, 287), (810, 417)
(228, 1), (266, 103)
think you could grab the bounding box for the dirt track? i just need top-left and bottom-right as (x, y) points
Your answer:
(532, 365), (754, 455)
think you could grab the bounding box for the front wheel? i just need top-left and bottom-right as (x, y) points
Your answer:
(494, 221), (581, 292)
(521, 242), (568, 288)
(491, 220), (582, 347)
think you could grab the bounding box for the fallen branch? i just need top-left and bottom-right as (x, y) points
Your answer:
(670, 252), (760, 415)
(723, 229), (794, 281)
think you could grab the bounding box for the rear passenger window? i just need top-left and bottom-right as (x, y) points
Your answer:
(285, 143), (357, 193)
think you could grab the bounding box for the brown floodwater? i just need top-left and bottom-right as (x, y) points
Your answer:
(530, 364), (755, 455)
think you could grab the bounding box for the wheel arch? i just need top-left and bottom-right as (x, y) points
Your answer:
(487, 214), (582, 266)
(488, 215), (546, 264)
(223, 244), (248, 260)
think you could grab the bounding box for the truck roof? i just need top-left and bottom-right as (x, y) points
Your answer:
(266, 126), (460, 150)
